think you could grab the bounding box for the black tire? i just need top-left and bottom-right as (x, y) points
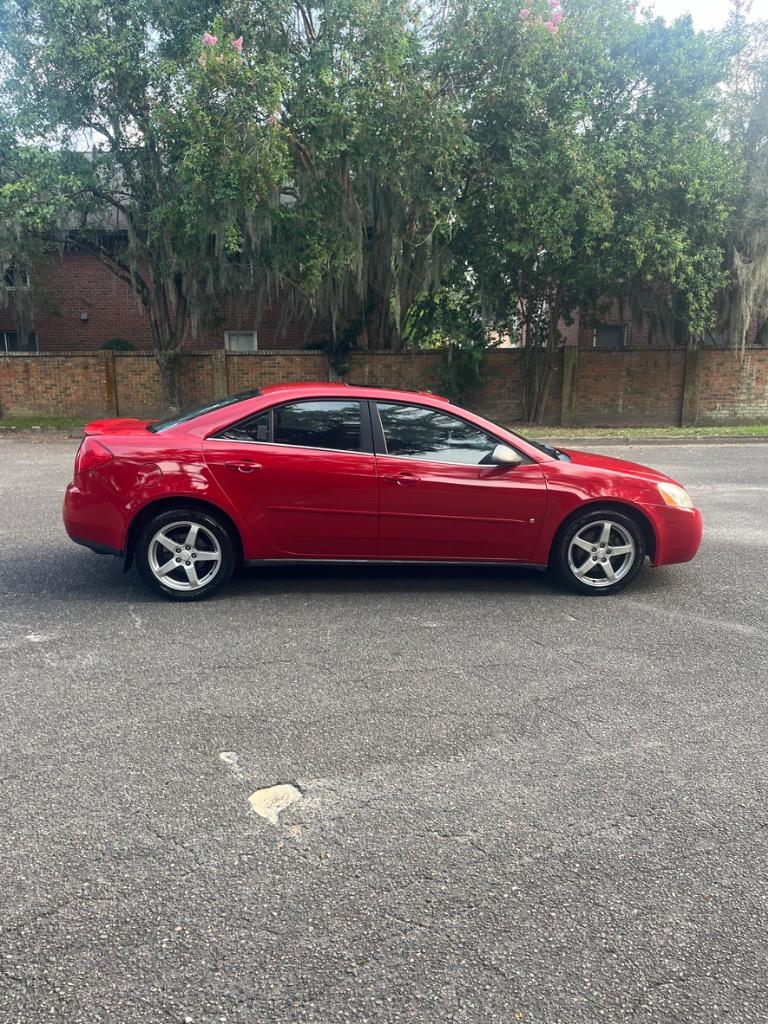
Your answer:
(135, 507), (236, 601)
(550, 507), (646, 596)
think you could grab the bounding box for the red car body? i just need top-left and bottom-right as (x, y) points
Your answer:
(63, 382), (702, 581)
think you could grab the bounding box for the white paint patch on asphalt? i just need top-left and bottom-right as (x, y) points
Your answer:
(218, 751), (244, 778)
(25, 633), (55, 643)
(248, 783), (303, 825)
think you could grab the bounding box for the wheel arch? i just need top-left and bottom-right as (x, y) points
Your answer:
(124, 496), (244, 570)
(548, 499), (657, 565)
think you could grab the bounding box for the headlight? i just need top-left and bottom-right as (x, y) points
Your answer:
(657, 482), (693, 509)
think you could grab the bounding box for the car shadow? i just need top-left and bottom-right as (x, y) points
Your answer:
(8, 544), (675, 606)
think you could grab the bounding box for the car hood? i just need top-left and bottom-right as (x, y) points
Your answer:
(558, 448), (682, 486)
(84, 417), (154, 436)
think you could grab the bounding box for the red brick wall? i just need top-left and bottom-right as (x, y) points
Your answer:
(570, 349), (686, 426)
(3, 348), (768, 426)
(113, 356), (164, 418)
(0, 354), (113, 417)
(694, 350), (768, 425)
(226, 352), (329, 393)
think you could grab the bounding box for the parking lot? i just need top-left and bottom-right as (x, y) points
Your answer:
(1, 435), (767, 1023)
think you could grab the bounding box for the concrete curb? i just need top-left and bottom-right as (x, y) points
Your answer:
(528, 435), (768, 447)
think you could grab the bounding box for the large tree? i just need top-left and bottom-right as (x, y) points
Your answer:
(1, 0), (291, 411)
(418, 0), (739, 419)
(1, 0), (465, 409)
(716, 12), (768, 349)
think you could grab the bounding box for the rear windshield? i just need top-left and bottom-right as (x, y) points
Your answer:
(147, 390), (261, 433)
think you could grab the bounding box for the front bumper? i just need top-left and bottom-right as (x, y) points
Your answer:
(645, 504), (703, 566)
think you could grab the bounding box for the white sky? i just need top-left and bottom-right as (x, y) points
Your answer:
(648, 0), (762, 31)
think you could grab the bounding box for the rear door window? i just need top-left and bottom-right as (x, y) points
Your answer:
(274, 400), (362, 452)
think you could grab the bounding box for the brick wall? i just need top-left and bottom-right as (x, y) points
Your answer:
(226, 352), (330, 393)
(3, 347), (768, 426)
(570, 349), (687, 426)
(694, 350), (768, 425)
(0, 353), (114, 417)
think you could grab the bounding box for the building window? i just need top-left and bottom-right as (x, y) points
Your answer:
(594, 325), (625, 350)
(3, 265), (30, 289)
(1, 331), (37, 353)
(225, 330), (258, 352)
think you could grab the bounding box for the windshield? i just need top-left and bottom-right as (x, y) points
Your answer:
(147, 390), (261, 433)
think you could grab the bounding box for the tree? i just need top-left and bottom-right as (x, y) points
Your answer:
(1, 1), (288, 411)
(717, 11), (768, 349)
(423, 0), (739, 419)
(273, 0), (467, 352)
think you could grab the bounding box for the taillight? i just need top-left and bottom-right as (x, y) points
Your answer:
(74, 437), (113, 477)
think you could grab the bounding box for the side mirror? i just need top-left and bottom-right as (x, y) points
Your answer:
(490, 444), (523, 467)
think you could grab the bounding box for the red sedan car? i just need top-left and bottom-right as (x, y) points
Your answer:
(63, 382), (702, 601)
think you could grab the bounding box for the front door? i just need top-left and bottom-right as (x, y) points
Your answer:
(373, 401), (547, 561)
(204, 398), (379, 558)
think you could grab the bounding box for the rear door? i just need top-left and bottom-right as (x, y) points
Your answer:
(373, 401), (547, 561)
(203, 398), (379, 558)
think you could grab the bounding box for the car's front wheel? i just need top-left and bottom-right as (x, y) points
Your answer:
(552, 508), (646, 596)
(135, 508), (236, 601)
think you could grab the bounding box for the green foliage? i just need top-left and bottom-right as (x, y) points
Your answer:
(0, 0), (289, 410)
(434, 0), (739, 346)
(0, 0), (752, 416)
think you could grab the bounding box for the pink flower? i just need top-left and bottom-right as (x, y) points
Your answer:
(202, 31), (217, 46)
(233, 35), (243, 52)
(543, 19), (558, 33)
(519, 7), (531, 17)
(549, 0), (560, 8)
(552, 9), (564, 23)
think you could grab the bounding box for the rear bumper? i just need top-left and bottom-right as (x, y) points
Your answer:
(645, 504), (703, 566)
(69, 535), (122, 557)
(63, 479), (126, 555)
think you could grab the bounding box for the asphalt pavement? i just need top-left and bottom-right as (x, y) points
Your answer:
(1, 437), (767, 1023)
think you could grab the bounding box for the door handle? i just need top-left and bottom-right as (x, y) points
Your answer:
(382, 472), (420, 486)
(224, 460), (262, 473)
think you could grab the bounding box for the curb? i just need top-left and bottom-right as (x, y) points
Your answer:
(527, 435), (768, 447)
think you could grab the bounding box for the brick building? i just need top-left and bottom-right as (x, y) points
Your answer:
(1, 248), (761, 354)
(0, 250), (330, 354)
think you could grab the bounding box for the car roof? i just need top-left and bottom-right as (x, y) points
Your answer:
(259, 381), (451, 402)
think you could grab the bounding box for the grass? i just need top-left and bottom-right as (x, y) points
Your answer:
(524, 424), (768, 439)
(0, 415), (86, 431)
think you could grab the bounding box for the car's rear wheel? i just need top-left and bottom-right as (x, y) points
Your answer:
(552, 508), (646, 596)
(135, 508), (236, 601)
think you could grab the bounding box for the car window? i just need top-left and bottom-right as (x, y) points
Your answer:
(148, 390), (261, 433)
(274, 400), (361, 452)
(376, 402), (500, 465)
(220, 410), (270, 443)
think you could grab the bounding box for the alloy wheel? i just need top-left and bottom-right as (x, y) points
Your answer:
(147, 520), (222, 592)
(566, 519), (636, 589)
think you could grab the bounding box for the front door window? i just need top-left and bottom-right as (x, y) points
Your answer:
(376, 402), (500, 464)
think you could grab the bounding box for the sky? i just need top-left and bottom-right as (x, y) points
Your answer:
(649, 0), (760, 31)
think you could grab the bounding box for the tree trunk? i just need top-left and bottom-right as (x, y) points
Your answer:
(156, 346), (182, 415)
(147, 269), (185, 414)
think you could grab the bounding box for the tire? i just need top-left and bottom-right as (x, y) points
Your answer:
(135, 508), (236, 601)
(551, 507), (646, 596)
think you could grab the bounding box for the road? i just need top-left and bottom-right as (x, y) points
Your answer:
(1, 437), (767, 1023)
